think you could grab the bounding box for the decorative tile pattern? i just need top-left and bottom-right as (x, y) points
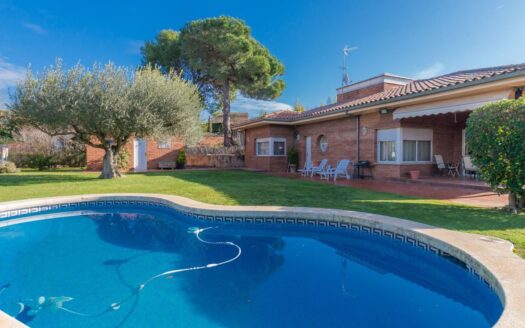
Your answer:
(0, 199), (493, 290)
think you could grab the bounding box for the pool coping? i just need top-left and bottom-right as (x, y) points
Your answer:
(0, 193), (524, 328)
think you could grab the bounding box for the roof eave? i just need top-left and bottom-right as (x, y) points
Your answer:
(235, 69), (525, 129)
(233, 119), (294, 130)
(294, 69), (525, 123)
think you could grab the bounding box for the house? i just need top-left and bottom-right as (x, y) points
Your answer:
(234, 63), (525, 178)
(86, 135), (225, 171)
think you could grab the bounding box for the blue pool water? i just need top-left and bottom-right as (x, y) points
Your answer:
(0, 205), (502, 327)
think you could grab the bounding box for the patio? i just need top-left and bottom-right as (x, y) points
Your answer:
(271, 172), (506, 208)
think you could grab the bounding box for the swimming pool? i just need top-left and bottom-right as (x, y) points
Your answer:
(0, 198), (507, 327)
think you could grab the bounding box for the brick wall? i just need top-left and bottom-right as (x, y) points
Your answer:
(244, 125), (294, 172)
(242, 110), (468, 178)
(295, 116), (358, 169)
(86, 135), (225, 171)
(336, 82), (401, 103)
(86, 141), (135, 171)
(358, 111), (401, 164)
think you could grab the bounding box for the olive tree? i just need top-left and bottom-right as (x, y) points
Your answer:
(0, 110), (15, 144)
(10, 61), (201, 178)
(466, 98), (525, 212)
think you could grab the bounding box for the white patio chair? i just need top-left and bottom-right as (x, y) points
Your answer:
(462, 156), (478, 179)
(434, 155), (447, 175)
(320, 159), (353, 181)
(311, 159), (329, 177)
(297, 160), (313, 177)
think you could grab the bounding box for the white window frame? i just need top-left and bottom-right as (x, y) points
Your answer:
(377, 128), (433, 164)
(377, 129), (400, 163)
(402, 140), (432, 162)
(379, 140), (397, 162)
(319, 135), (328, 153)
(256, 137), (287, 157)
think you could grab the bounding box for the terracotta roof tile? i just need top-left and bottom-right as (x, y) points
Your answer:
(235, 63), (525, 127)
(263, 110), (300, 119)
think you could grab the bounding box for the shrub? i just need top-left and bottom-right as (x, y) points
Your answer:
(176, 148), (186, 169)
(287, 146), (299, 166)
(7, 128), (86, 168)
(117, 149), (130, 171)
(466, 98), (525, 212)
(0, 161), (17, 174)
(28, 154), (55, 171)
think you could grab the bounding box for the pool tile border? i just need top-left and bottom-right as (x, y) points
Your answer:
(0, 199), (482, 274)
(0, 194), (524, 328)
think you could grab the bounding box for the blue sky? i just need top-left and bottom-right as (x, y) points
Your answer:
(1, 0), (524, 116)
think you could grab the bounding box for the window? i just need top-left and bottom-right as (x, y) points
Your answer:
(403, 140), (417, 161)
(256, 140), (270, 156)
(318, 135), (328, 153)
(379, 141), (396, 162)
(378, 128), (432, 163)
(417, 140), (431, 161)
(256, 137), (286, 156)
(157, 139), (171, 149)
(403, 140), (431, 161)
(273, 140), (285, 156)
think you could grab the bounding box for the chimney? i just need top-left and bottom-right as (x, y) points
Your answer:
(336, 73), (412, 103)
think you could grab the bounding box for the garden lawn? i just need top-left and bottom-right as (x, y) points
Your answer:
(1, 169), (525, 257)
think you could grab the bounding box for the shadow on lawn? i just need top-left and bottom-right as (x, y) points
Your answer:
(0, 173), (96, 186)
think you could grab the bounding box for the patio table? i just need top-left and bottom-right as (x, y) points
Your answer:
(447, 162), (460, 177)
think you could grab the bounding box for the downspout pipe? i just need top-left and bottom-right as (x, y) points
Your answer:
(356, 115), (360, 162)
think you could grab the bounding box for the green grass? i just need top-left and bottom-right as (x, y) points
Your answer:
(1, 169), (525, 257)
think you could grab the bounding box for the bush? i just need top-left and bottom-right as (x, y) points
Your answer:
(0, 161), (17, 173)
(54, 142), (86, 167)
(10, 153), (54, 170)
(28, 154), (55, 171)
(466, 98), (525, 212)
(176, 148), (186, 169)
(287, 146), (299, 166)
(7, 128), (86, 168)
(117, 149), (130, 170)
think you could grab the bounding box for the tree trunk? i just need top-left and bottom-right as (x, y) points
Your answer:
(100, 148), (121, 179)
(222, 83), (232, 147)
(508, 192), (523, 214)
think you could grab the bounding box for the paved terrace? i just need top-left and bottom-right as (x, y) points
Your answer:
(270, 173), (507, 208)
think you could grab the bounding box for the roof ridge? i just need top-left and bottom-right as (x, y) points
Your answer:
(414, 63), (525, 82)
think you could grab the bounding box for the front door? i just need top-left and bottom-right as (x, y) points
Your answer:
(133, 139), (147, 171)
(305, 136), (312, 165)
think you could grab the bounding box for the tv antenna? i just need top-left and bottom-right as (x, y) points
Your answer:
(342, 45), (357, 87)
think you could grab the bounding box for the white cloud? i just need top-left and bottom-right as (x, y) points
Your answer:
(413, 62), (445, 79)
(22, 22), (47, 35)
(231, 94), (293, 118)
(0, 58), (26, 104)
